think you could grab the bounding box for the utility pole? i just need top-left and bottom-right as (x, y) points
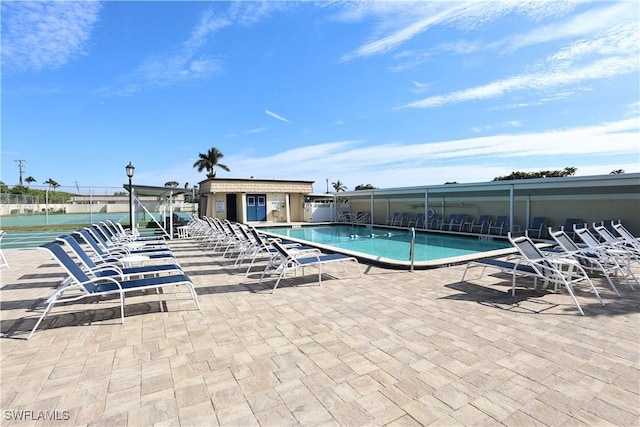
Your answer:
(15, 160), (26, 186)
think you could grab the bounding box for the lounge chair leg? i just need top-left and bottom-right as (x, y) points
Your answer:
(461, 264), (470, 282)
(259, 258), (274, 284)
(272, 269), (286, 293)
(27, 300), (55, 340)
(623, 264), (637, 290)
(189, 285), (201, 310)
(602, 270), (621, 298)
(562, 282), (585, 316)
(120, 293), (125, 324)
(246, 260), (256, 276)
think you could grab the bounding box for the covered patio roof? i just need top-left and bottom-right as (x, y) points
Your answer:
(336, 173), (640, 200)
(123, 184), (190, 197)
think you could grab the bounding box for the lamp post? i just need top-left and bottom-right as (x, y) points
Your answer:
(125, 162), (135, 232)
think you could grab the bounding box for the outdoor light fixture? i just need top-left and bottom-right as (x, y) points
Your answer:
(125, 162), (135, 231)
(126, 161), (135, 179)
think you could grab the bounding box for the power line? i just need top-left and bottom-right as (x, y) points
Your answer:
(15, 159), (26, 186)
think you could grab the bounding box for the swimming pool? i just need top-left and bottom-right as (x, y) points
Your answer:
(258, 224), (516, 268)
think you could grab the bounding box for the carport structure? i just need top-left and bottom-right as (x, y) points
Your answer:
(340, 173), (640, 236)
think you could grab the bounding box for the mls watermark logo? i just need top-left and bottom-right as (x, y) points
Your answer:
(4, 410), (70, 421)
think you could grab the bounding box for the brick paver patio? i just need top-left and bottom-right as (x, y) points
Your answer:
(1, 237), (638, 426)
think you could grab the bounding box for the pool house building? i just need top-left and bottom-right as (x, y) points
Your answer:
(198, 178), (314, 224)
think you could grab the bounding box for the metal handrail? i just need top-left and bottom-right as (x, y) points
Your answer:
(410, 227), (415, 272)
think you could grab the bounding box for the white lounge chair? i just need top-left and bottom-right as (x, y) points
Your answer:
(259, 240), (361, 293)
(612, 222), (640, 249)
(462, 234), (605, 315)
(29, 242), (200, 339)
(244, 227), (318, 276)
(509, 233), (606, 315)
(574, 225), (640, 275)
(73, 229), (177, 265)
(525, 217), (547, 239)
(548, 228), (635, 293)
(0, 230), (8, 269)
(593, 222), (640, 256)
(56, 234), (183, 280)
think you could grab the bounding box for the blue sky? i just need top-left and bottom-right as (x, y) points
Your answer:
(2, 1), (639, 193)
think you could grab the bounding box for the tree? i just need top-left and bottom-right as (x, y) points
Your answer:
(25, 176), (36, 187)
(354, 184), (377, 190)
(165, 181), (179, 188)
(10, 185), (28, 194)
(331, 180), (347, 192)
(193, 147), (230, 179)
(493, 167), (577, 181)
(43, 178), (60, 190)
(610, 169), (625, 174)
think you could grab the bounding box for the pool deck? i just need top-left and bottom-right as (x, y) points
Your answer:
(1, 238), (639, 426)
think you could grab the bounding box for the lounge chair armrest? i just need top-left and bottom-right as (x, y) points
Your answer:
(551, 257), (580, 267)
(93, 265), (124, 278)
(78, 275), (124, 290)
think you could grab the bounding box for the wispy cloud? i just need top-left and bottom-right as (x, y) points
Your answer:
(265, 110), (291, 123)
(471, 120), (522, 133)
(97, 2), (288, 96)
(339, 1), (583, 62)
(501, 2), (636, 53)
(410, 81), (430, 94)
(219, 118), (639, 190)
(399, 54), (637, 109)
(547, 21), (638, 65)
(395, 1), (638, 110)
(1, 1), (101, 73)
(340, 3), (471, 62)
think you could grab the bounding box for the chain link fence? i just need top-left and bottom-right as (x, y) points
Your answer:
(0, 185), (197, 227)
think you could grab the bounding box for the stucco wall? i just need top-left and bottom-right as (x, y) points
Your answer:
(199, 178), (313, 224)
(202, 191), (309, 223)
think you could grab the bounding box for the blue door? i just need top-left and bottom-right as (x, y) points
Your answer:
(246, 194), (267, 221)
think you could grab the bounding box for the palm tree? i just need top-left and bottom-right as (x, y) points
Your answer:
(25, 176), (36, 187)
(43, 178), (59, 204)
(332, 180), (347, 192)
(193, 147), (230, 179)
(43, 178), (59, 190)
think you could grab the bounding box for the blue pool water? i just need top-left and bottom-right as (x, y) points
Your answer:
(259, 225), (512, 265)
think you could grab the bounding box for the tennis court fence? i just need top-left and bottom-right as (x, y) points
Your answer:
(1, 185), (197, 227)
